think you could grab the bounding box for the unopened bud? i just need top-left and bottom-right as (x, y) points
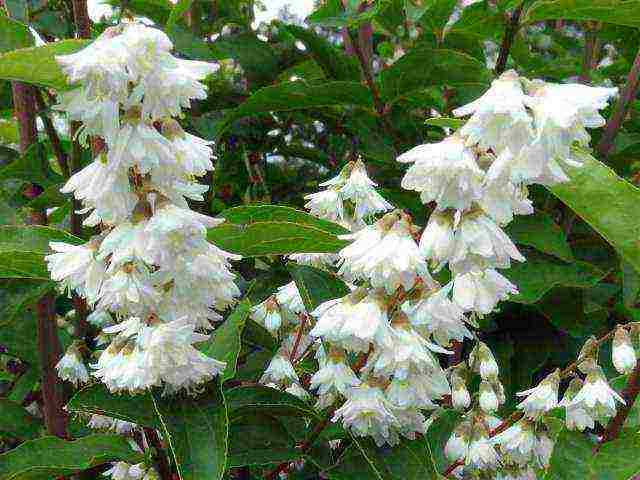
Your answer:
(613, 326), (637, 374)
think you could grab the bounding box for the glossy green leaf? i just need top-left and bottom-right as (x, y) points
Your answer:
(0, 434), (142, 480)
(224, 384), (316, 418)
(165, 0), (191, 28)
(306, 0), (383, 27)
(66, 384), (159, 428)
(281, 24), (360, 81)
(0, 15), (33, 53)
(424, 117), (465, 130)
(525, 0), (640, 28)
(208, 205), (349, 257)
(217, 81), (373, 135)
(228, 412), (301, 467)
(288, 263), (350, 311)
(0, 279), (53, 327)
(505, 212), (574, 262)
(550, 150), (640, 275)
(592, 433), (640, 480)
(504, 253), (606, 304)
(0, 399), (41, 439)
(544, 430), (594, 480)
(328, 436), (441, 480)
(425, 410), (462, 472)
(0, 142), (64, 187)
(152, 386), (228, 480)
(378, 47), (491, 103)
(210, 33), (279, 86)
(201, 300), (251, 382)
(0, 40), (90, 90)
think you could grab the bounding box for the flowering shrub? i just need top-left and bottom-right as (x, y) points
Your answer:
(2, 1), (640, 480)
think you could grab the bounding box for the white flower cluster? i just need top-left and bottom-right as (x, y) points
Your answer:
(47, 23), (240, 393)
(104, 461), (157, 480)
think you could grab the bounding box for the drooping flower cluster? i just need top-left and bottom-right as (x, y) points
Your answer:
(48, 23), (240, 393)
(253, 70), (620, 474)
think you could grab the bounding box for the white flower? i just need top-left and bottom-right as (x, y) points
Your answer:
(559, 378), (595, 431)
(419, 211), (455, 270)
(451, 213), (525, 270)
(454, 70), (533, 155)
(338, 211), (430, 293)
(469, 342), (500, 379)
(103, 462), (148, 480)
(56, 344), (89, 386)
(534, 433), (554, 469)
(398, 135), (484, 211)
(164, 124), (214, 177)
(87, 414), (137, 434)
(55, 88), (120, 143)
(322, 159), (393, 222)
(568, 362), (625, 421)
(332, 383), (400, 446)
(275, 282), (306, 315)
(445, 422), (470, 461)
(96, 263), (160, 315)
(261, 354), (298, 385)
(612, 326), (637, 374)
(304, 189), (344, 223)
(516, 369), (560, 419)
(402, 283), (473, 347)
(466, 434), (499, 470)
(285, 382), (310, 400)
(251, 297), (283, 333)
(479, 380), (499, 413)
(478, 175), (533, 226)
(310, 289), (393, 352)
(492, 420), (536, 465)
(452, 267), (518, 314)
(310, 352), (361, 408)
(385, 371), (449, 410)
(46, 240), (106, 303)
(364, 316), (450, 380)
(451, 373), (471, 410)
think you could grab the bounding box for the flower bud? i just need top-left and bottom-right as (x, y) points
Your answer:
(451, 374), (471, 410)
(612, 326), (637, 374)
(479, 380), (499, 413)
(470, 341), (499, 379)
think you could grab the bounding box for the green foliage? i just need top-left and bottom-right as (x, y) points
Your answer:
(0, 399), (41, 439)
(524, 0), (640, 27)
(288, 263), (350, 311)
(0, 434), (143, 480)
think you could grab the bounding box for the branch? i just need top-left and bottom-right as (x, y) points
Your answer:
(12, 81), (68, 438)
(599, 359), (640, 445)
(71, 0), (92, 39)
(34, 89), (69, 178)
(597, 47), (640, 158)
(144, 427), (173, 480)
(494, 4), (524, 76)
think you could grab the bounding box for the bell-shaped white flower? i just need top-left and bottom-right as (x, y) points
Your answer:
(419, 211), (455, 270)
(251, 297), (283, 333)
(516, 369), (560, 419)
(338, 210), (431, 293)
(275, 282), (306, 315)
(469, 342), (500, 380)
(453, 70), (534, 155)
(559, 378), (596, 431)
(332, 382), (401, 446)
(261, 354), (298, 385)
(479, 380), (500, 413)
(87, 414), (136, 434)
(612, 326), (637, 374)
(304, 188), (344, 223)
(466, 433), (499, 470)
(310, 350), (361, 408)
(56, 343), (89, 386)
(452, 267), (518, 314)
(492, 419), (537, 466)
(451, 213), (525, 270)
(402, 282), (473, 347)
(451, 372), (471, 410)
(567, 360), (625, 423)
(445, 420), (471, 461)
(398, 135), (484, 211)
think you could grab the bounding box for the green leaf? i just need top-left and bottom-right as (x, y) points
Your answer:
(0, 309), (40, 364)
(0, 434), (142, 480)
(306, 0), (383, 27)
(424, 117), (465, 130)
(0, 40), (91, 90)
(622, 259), (640, 308)
(201, 300), (251, 382)
(0, 142), (64, 187)
(505, 212), (574, 262)
(0, 399), (41, 439)
(66, 384), (160, 428)
(210, 33), (279, 86)
(328, 436), (441, 480)
(504, 253), (607, 304)
(224, 385), (316, 418)
(281, 24), (360, 81)
(425, 410), (462, 472)
(377, 47), (491, 103)
(0, 251), (52, 279)
(524, 0), (640, 28)
(208, 205), (350, 257)
(288, 263), (350, 311)
(550, 150), (640, 275)
(544, 429), (594, 480)
(152, 386), (228, 480)
(592, 433), (640, 480)
(228, 412), (301, 467)
(218, 81), (373, 135)
(0, 279), (53, 327)
(420, 0), (458, 35)
(165, 0), (191, 29)
(0, 14), (33, 53)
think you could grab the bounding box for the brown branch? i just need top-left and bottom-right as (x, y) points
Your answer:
(145, 427), (173, 480)
(34, 90), (69, 178)
(599, 360), (640, 445)
(597, 47), (640, 158)
(71, 0), (92, 39)
(12, 81), (68, 438)
(494, 5), (524, 76)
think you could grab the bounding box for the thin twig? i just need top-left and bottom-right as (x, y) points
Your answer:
(599, 359), (640, 445)
(494, 5), (524, 76)
(34, 90), (69, 178)
(597, 47), (640, 158)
